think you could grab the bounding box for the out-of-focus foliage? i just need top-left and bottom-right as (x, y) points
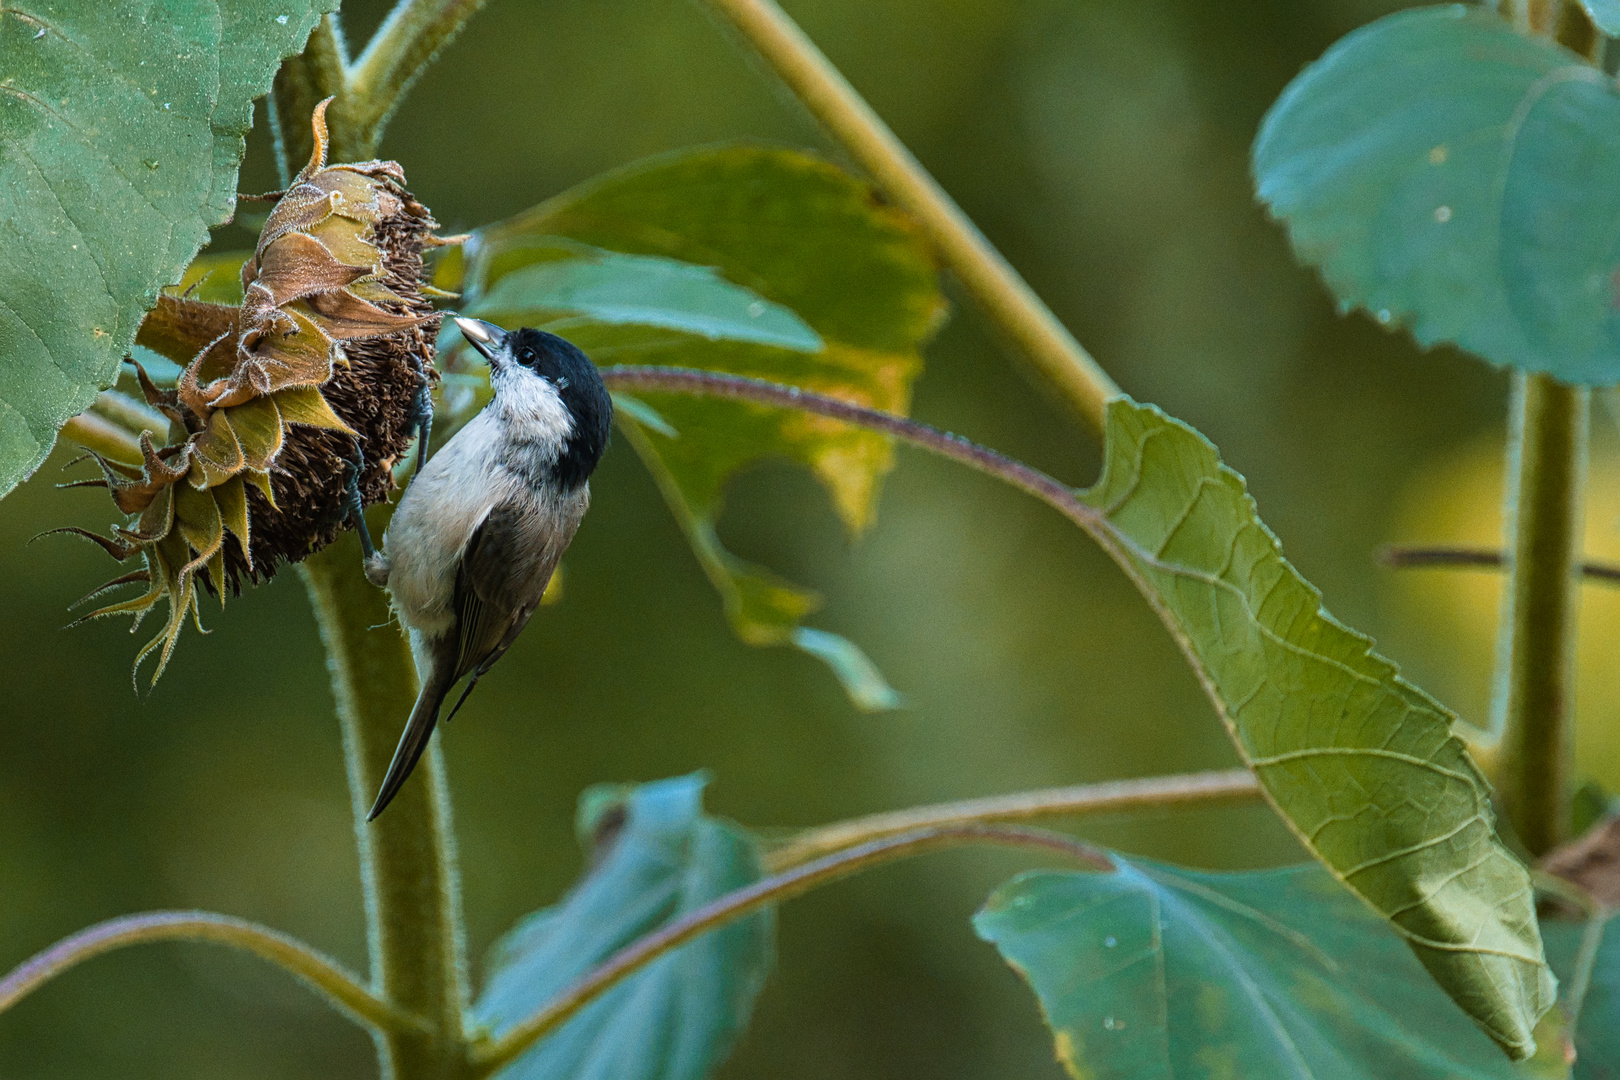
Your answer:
(1579, 0), (1620, 35)
(975, 858), (1571, 1080)
(441, 146), (944, 708)
(474, 774), (773, 1080)
(1079, 399), (1552, 1056)
(0, 0), (336, 497)
(1255, 5), (1620, 385)
(1542, 910), (1620, 1080)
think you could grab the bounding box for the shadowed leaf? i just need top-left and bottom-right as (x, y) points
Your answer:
(473, 773), (774, 1080)
(1254, 5), (1620, 384)
(975, 858), (1569, 1080)
(0, 0), (336, 498)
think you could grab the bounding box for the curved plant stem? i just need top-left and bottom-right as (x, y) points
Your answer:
(1492, 373), (1588, 855)
(765, 768), (1261, 872)
(602, 367), (1088, 513)
(700, 0), (1121, 435)
(342, 0), (488, 157)
(301, 526), (470, 1080)
(468, 824), (1109, 1076)
(1379, 544), (1620, 586)
(0, 911), (419, 1034)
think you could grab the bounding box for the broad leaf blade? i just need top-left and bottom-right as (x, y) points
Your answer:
(974, 858), (1566, 1079)
(1081, 399), (1554, 1057)
(1253, 5), (1620, 384)
(450, 146), (943, 707)
(473, 774), (775, 1080)
(0, 0), (333, 497)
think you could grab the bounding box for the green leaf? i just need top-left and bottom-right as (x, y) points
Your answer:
(0, 0), (334, 497)
(467, 240), (823, 352)
(1080, 399), (1554, 1057)
(449, 145), (943, 708)
(473, 773), (775, 1080)
(1253, 5), (1620, 384)
(1543, 910), (1620, 1078)
(974, 858), (1569, 1080)
(1580, 0), (1620, 36)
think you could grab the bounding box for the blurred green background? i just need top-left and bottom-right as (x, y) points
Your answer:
(5, 0), (1620, 1075)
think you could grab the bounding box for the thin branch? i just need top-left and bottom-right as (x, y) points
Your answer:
(700, 0), (1120, 436)
(599, 367), (1091, 519)
(1379, 544), (1620, 586)
(342, 0), (488, 157)
(765, 768), (1261, 872)
(0, 911), (421, 1034)
(467, 824), (1109, 1076)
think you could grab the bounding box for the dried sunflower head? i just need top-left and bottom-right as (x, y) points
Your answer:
(63, 100), (456, 683)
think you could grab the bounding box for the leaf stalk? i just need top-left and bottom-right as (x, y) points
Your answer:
(0, 910), (419, 1034)
(765, 768), (1262, 872)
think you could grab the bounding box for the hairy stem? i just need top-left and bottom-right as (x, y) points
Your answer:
(341, 0), (488, 157)
(700, 0), (1120, 435)
(1379, 545), (1620, 586)
(469, 824), (1108, 1076)
(765, 768), (1261, 872)
(0, 911), (419, 1034)
(301, 528), (470, 1080)
(1492, 373), (1588, 855)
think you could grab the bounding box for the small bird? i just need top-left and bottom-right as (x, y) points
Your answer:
(359, 317), (612, 819)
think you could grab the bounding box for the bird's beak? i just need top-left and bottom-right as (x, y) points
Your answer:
(453, 317), (507, 365)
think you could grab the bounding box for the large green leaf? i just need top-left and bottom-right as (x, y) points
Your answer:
(472, 773), (774, 1080)
(1253, 5), (1620, 384)
(0, 0), (334, 497)
(974, 858), (1568, 1079)
(443, 145), (944, 708)
(1543, 910), (1620, 1078)
(1079, 399), (1554, 1057)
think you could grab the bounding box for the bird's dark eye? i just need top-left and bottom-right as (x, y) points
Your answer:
(518, 348), (537, 367)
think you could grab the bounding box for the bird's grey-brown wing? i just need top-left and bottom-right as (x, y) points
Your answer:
(450, 493), (587, 685)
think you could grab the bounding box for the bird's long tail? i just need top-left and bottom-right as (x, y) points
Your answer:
(368, 671), (452, 820)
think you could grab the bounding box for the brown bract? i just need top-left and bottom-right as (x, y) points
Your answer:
(66, 100), (456, 684)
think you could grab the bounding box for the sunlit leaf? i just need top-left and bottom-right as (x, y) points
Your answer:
(1080, 399), (1554, 1057)
(467, 241), (822, 351)
(446, 146), (944, 708)
(1253, 5), (1620, 384)
(473, 773), (775, 1080)
(0, 0), (336, 497)
(975, 858), (1569, 1080)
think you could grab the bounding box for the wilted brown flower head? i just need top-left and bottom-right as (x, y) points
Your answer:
(63, 100), (455, 683)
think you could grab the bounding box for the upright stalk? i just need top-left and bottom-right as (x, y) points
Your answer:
(301, 528), (470, 1080)
(270, 57), (471, 1075)
(1492, 373), (1588, 855)
(701, 0), (1120, 435)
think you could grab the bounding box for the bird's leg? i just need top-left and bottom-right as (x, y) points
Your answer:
(342, 453), (392, 587)
(407, 379), (434, 476)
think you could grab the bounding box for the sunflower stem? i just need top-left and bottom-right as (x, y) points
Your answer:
(1491, 373), (1588, 856)
(341, 0), (488, 158)
(301, 524), (471, 1080)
